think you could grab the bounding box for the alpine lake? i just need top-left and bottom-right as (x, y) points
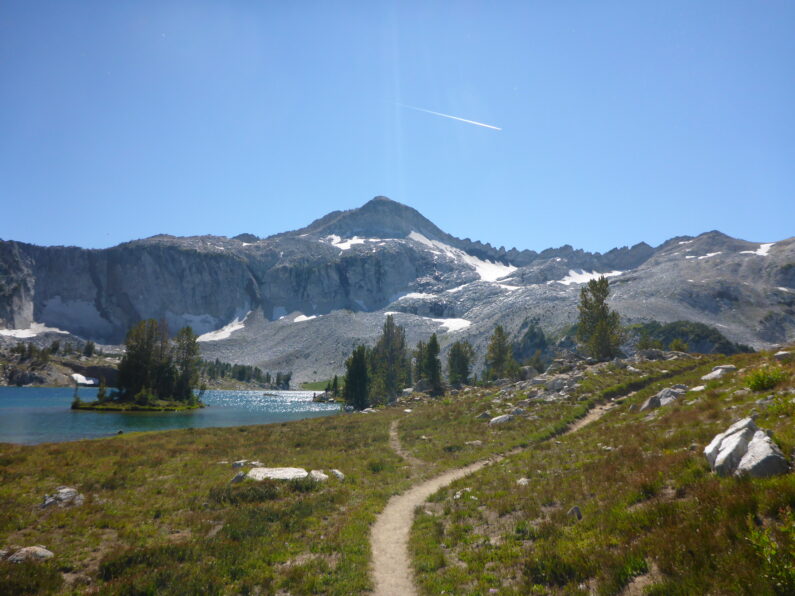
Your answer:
(0, 386), (340, 444)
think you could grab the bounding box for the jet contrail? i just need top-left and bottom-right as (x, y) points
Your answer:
(399, 103), (501, 131)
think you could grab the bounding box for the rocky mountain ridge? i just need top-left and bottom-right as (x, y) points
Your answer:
(1, 196), (793, 383)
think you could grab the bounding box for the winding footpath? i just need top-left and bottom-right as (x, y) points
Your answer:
(370, 404), (616, 595)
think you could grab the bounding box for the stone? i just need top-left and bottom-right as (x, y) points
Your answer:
(309, 470), (329, 482)
(465, 440), (483, 447)
(403, 409), (412, 413)
(701, 364), (737, 382)
(476, 411), (491, 420)
(567, 505), (582, 520)
(230, 472), (246, 484)
(7, 546), (54, 563)
(627, 366), (641, 373)
(516, 478), (530, 486)
(690, 385), (705, 392)
(413, 379), (431, 392)
(247, 467), (308, 481)
(637, 349), (664, 360)
(639, 387), (686, 412)
(330, 469), (345, 480)
(232, 460), (248, 469)
(735, 431), (789, 478)
(773, 351), (792, 362)
(41, 487), (83, 509)
(489, 414), (514, 426)
(511, 407), (526, 416)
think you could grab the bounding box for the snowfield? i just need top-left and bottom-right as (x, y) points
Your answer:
(0, 322), (69, 338)
(407, 231), (516, 282)
(197, 313), (250, 342)
(552, 270), (623, 286)
(741, 243), (775, 256)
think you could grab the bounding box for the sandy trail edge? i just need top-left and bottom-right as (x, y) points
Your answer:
(370, 402), (616, 596)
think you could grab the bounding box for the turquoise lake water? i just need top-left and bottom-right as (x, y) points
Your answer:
(0, 387), (340, 445)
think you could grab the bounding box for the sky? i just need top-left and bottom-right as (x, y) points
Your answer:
(1, 1), (793, 253)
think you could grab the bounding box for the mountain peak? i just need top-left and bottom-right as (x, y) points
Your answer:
(296, 196), (449, 241)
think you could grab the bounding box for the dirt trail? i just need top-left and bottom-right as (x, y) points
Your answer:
(370, 402), (617, 596)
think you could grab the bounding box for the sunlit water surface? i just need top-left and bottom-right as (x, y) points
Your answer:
(0, 387), (339, 444)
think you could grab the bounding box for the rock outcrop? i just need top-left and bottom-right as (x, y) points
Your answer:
(704, 418), (789, 477)
(639, 386), (687, 412)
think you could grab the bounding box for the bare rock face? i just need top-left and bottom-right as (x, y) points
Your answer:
(704, 418), (789, 478)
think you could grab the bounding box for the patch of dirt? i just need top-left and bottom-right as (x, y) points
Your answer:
(620, 561), (663, 595)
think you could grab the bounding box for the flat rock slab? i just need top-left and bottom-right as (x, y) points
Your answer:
(701, 364), (737, 381)
(41, 487), (83, 509)
(489, 414), (514, 426)
(247, 467), (308, 481)
(8, 546), (54, 563)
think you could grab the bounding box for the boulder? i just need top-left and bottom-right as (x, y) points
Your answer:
(690, 385), (706, 392)
(247, 467), (308, 481)
(516, 478), (530, 486)
(489, 414), (514, 426)
(309, 470), (329, 482)
(465, 440), (483, 447)
(230, 472), (246, 483)
(639, 387), (686, 412)
(41, 487), (83, 509)
(232, 460), (248, 469)
(774, 351), (792, 362)
(413, 379), (431, 392)
(7, 546), (54, 563)
(476, 411), (491, 420)
(330, 469), (345, 480)
(511, 407), (526, 416)
(701, 364), (737, 382)
(637, 349), (665, 360)
(704, 418), (789, 477)
(735, 431), (789, 478)
(402, 387), (414, 396)
(519, 366), (539, 380)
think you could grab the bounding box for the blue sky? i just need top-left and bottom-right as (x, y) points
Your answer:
(1, 1), (793, 253)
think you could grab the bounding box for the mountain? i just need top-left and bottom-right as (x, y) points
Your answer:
(1, 197), (793, 383)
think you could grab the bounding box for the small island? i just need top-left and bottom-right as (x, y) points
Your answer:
(73, 320), (205, 412)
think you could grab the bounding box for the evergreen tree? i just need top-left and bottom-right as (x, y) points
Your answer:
(331, 375), (339, 397)
(447, 340), (474, 387)
(369, 315), (411, 404)
(576, 276), (623, 360)
(344, 345), (370, 410)
(485, 325), (516, 380)
(83, 340), (95, 357)
(422, 333), (444, 396)
(173, 326), (200, 402)
(413, 341), (427, 382)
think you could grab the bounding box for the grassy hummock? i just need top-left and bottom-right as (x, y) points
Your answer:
(71, 399), (204, 412)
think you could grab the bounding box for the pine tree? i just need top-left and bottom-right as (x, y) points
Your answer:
(344, 345), (370, 410)
(423, 333), (444, 396)
(331, 375), (339, 397)
(576, 276), (623, 360)
(485, 325), (516, 380)
(447, 340), (474, 387)
(413, 341), (427, 382)
(173, 326), (200, 402)
(369, 315), (411, 404)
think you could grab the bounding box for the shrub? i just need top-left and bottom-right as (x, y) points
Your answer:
(746, 368), (788, 392)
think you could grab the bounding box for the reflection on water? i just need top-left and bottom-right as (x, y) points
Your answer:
(0, 387), (340, 445)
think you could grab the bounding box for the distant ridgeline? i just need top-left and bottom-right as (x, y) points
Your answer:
(200, 359), (292, 389)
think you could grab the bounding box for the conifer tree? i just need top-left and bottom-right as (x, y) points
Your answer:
(344, 345), (370, 410)
(447, 340), (474, 387)
(369, 315), (411, 404)
(331, 375), (339, 397)
(422, 333), (444, 396)
(485, 325), (517, 380)
(576, 276), (623, 360)
(413, 341), (427, 382)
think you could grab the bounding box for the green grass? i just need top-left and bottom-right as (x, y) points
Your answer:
(72, 400), (204, 412)
(409, 350), (795, 595)
(746, 366), (788, 392)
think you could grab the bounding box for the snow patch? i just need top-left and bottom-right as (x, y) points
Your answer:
(432, 318), (472, 332)
(777, 287), (793, 293)
(678, 240), (694, 245)
(445, 284), (471, 294)
(0, 322), (69, 339)
(741, 242), (774, 256)
(398, 292), (437, 301)
(198, 312), (251, 342)
(407, 232), (516, 282)
(322, 235), (383, 251)
(293, 314), (318, 323)
(551, 270), (623, 286)
(698, 252), (722, 260)
(71, 373), (98, 386)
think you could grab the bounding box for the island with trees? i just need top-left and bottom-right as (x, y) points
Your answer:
(72, 319), (205, 411)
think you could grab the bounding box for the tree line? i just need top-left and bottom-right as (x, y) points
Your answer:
(200, 359), (292, 389)
(341, 277), (629, 410)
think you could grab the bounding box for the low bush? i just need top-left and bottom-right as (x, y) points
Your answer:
(747, 368), (788, 391)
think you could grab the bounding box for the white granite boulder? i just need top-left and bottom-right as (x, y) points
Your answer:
(330, 469), (345, 480)
(7, 546), (54, 563)
(246, 467), (308, 481)
(309, 470), (329, 482)
(704, 418), (789, 477)
(489, 414), (514, 426)
(639, 386), (687, 412)
(701, 364), (737, 382)
(41, 487), (83, 509)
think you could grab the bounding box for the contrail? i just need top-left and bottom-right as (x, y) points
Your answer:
(398, 103), (501, 131)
